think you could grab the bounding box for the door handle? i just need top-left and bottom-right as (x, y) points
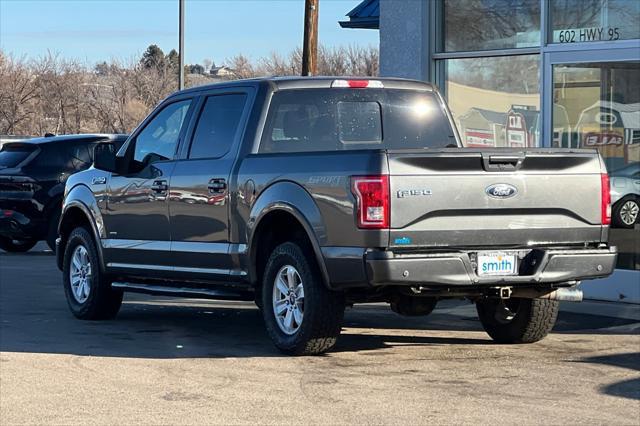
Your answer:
(482, 153), (525, 172)
(151, 180), (168, 193)
(208, 178), (227, 194)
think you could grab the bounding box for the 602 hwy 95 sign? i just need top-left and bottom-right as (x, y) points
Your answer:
(554, 26), (621, 43)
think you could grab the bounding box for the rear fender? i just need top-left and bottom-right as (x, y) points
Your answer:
(247, 181), (331, 288)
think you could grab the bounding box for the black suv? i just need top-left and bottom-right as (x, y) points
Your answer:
(0, 134), (127, 252)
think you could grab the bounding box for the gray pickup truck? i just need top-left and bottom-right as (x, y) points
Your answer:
(57, 77), (616, 355)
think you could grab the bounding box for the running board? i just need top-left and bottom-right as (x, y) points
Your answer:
(111, 282), (254, 301)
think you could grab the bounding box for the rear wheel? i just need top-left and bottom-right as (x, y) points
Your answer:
(261, 241), (345, 355)
(63, 227), (122, 320)
(0, 237), (37, 253)
(476, 297), (559, 344)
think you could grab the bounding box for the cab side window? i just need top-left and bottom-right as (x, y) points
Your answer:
(68, 142), (94, 170)
(134, 100), (192, 164)
(189, 94), (248, 159)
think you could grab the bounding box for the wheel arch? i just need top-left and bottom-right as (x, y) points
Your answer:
(247, 182), (330, 290)
(57, 185), (105, 271)
(613, 193), (640, 206)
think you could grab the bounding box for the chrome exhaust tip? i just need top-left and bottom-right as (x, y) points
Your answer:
(545, 287), (583, 302)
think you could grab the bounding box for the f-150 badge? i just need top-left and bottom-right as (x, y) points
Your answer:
(397, 189), (432, 198)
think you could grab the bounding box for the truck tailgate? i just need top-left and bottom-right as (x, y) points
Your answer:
(387, 149), (605, 249)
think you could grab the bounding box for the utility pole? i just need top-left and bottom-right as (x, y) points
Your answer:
(178, 0), (185, 90)
(301, 0), (318, 76)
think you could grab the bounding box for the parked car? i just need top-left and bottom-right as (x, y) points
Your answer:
(610, 163), (640, 228)
(0, 134), (127, 252)
(57, 78), (616, 355)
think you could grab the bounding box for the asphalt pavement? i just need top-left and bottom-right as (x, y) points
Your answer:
(0, 249), (639, 425)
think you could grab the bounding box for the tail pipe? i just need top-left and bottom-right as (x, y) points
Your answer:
(512, 287), (583, 302)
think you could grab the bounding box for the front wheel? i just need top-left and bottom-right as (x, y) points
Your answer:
(476, 297), (559, 344)
(0, 237), (37, 253)
(261, 241), (345, 355)
(63, 227), (122, 320)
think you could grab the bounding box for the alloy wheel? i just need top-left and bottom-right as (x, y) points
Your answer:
(69, 245), (92, 304)
(272, 265), (305, 335)
(620, 200), (639, 226)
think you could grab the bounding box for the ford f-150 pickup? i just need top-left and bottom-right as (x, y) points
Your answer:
(56, 77), (617, 355)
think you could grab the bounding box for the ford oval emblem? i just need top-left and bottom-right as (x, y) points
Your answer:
(486, 183), (517, 199)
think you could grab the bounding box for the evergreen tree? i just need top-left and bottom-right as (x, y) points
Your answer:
(189, 64), (205, 74)
(166, 49), (179, 71)
(140, 44), (165, 69)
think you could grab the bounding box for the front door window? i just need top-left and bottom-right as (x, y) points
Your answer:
(134, 100), (192, 165)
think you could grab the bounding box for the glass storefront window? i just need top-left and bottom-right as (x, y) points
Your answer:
(551, 0), (640, 44)
(443, 55), (540, 147)
(443, 0), (540, 52)
(552, 61), (640, 270)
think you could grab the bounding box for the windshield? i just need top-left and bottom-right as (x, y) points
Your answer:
(259, 89), (458, 153)
(0, 144), (36, 169)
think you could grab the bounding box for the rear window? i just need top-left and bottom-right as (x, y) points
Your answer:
(0, 144), (36, 168)
(30, 140), (112, 171)
(259, 89), (457, 153)
(337, 101), (382, 144)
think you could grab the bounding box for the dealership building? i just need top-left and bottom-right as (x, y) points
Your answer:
(341, 0), (639, 305)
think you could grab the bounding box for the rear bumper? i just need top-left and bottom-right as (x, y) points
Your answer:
(0, 209), (43, 240)
(322, 246), (617, 289)
(365, 247), (617, 287)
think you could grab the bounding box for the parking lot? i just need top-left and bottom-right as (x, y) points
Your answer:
(1, 248), (639, 425)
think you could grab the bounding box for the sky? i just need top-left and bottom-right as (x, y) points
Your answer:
(0, 0), (378, 66)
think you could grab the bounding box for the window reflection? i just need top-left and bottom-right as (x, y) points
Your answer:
(551, 0), (640, 43)
(443, 0), (540, 52)
(444, 55), (541, 147)
(553, 61), (640, 270)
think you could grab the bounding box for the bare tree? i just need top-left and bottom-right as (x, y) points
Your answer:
(202, 58), (213, 73)
(0, 53), (39, 134)
(226, 54), (256, 79)
(0, 43), (379, 136)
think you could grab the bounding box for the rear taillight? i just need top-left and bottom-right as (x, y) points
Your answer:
(351, 175), (389, 229)
(601, 173), (611, 225)
(0, 182), (34, 192)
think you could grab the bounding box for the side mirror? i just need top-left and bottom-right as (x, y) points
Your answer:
(93, 142), (120, 173)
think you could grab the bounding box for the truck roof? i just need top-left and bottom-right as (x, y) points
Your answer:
(8, 134), (128, 146)
(174, 76), (435, 97)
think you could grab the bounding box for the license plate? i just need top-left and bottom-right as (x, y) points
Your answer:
(477, 252), (517, 276)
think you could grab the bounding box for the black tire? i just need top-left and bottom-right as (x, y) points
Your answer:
(476, 297), (559, 344)
(261, 241), (345, 355)
(0, 237), (37, 253)
(62, 227), (122, 320)
(46, 208), (61, 252)
(390, 294), (437, 317)
(612, 197), (639, 229)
